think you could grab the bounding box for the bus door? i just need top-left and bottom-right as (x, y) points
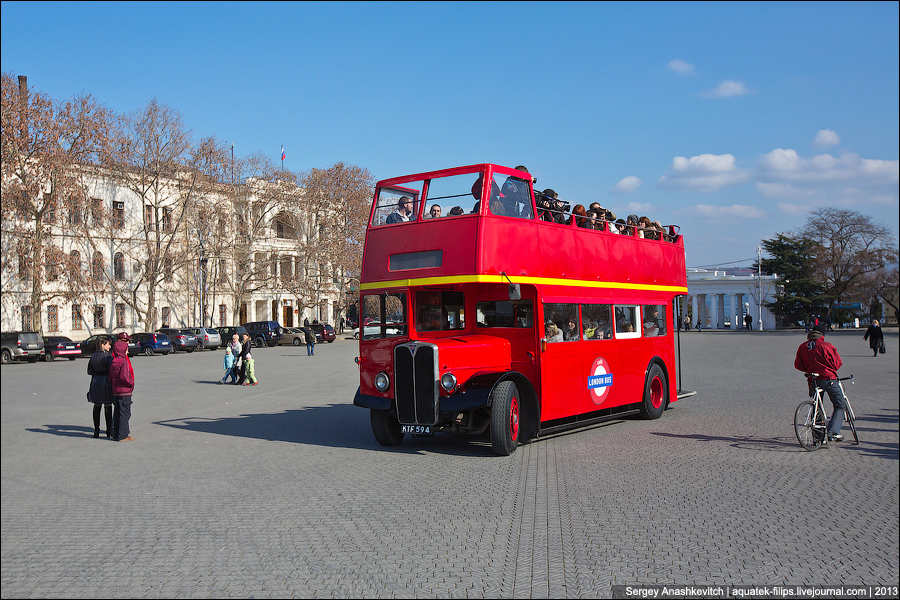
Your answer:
(539, 301), (587, 421)
(474, 296), (538, 384)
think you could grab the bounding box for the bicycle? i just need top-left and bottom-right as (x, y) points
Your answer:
(793, 372), (860, 450)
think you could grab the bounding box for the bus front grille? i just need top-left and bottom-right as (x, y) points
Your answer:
(394, 342), (438, 425)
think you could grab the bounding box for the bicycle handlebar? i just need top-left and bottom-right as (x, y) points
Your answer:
(804, 372), (855, 382)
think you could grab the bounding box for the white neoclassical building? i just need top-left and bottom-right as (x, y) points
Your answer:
(680, 268), (779, 330)
(1, 168), (350, 340)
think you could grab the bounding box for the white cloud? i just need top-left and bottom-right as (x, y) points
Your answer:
(695, 204), (764, 218)
(703, 80), (750, 98)
(777, 202), (815, 216)
(667, 59), (695, 75)
(612, 175), (642, 193)
(755, 182), (816, 199)
(627, 201), (653, 213)
(814, 129), (840, 147)
(659, 153), (750, 191)
(759, 148), (899, 184)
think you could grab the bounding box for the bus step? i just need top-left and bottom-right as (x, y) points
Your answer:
(676, 390), (697, 400)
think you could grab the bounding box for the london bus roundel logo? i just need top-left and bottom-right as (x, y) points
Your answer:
(588, 357), (614, 406)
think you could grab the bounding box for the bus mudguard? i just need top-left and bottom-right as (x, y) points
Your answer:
(443, 371), (539, 442)
(353, 387), (392, 411)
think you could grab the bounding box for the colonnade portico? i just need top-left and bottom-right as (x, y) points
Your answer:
(681, 269), (778, 330)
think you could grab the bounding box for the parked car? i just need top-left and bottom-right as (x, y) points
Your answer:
(216, 326), (248, 348)
(352, 322), (402, 340)
(1, 331), (46, 363)
(79, 334), (110, 357)
(185, 327), (222, 350)
(278, 327), (305, 346)
(241, 321), (282, 348)
(310, 322), (336, 343)
(130, 332), (173, 356)
(41, 336), (81, 361)
(155, 328), (200, 352)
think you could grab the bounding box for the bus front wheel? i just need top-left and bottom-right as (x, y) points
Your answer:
(490, 381), (520, 456)
(640, 364), (668, 420)
(370, 409), (404, 446)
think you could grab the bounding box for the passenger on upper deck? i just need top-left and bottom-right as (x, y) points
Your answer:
(470, 175), (502, 215)
(386, 196), (415, 224)
(498, 165), (532, 218)
(572, 204), (589, 228)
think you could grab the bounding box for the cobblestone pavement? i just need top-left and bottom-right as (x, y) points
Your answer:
(2, 331), (898, 598)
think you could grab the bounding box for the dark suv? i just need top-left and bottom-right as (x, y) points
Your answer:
(131, 332), (173, 356)
(1, 331), (45, 363)
(216, 326), (248, 348)
(156, 328), (199, 352)
(241, 321), (282, 347)
(310, 322), (336, 343)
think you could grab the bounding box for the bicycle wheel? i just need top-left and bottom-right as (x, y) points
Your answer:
(794, 400), (824, 450)
(843, 399), (860, 445)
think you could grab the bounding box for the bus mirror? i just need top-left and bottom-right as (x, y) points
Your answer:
(508, 283), (521, 301)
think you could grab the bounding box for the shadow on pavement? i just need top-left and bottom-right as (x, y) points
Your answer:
(855, 409), (899, 424)
(844, 440), (899, 460)
(25, 424), (101, 438)
(650, 431), (806, 452)
(153, 403), (497, 457)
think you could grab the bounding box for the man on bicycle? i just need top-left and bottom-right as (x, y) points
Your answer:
(794, 327), (847, 441)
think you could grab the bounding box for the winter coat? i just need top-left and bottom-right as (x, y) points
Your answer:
(239, 338), (252, 359)
(864, 325), (884, 349)
(794, 337), (843, 380)
(109, 340), (135, 396)
(86, 350), (113, 405)
(303, 327), (316, 345)
(223, 352), (235, 371)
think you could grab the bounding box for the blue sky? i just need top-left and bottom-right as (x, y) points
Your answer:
(2, 1), (897, 266)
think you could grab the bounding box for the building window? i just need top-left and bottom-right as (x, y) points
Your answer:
(91, 197), (103, 227)
(21, 305), (33, 331)
(161, 306), (170, 327)
(162, 207), (172, 232)
(219, 304), (227, 327)
(69, 203), (83, 225)
(47, 305), (59, 332)
(270, 253), (278, 278)
(113, 201), (125, 229)
(144, 205), (154, 227)
(46, 257), (59, 281)
(164, 258), (173, 282)
(72, 304), (84, 330)
(274, 214), (296, 239)
(70, 250), (81, 276)
(93, 305), (105, 329)
(254, 252), (266, 281)
(281, 256), (293, 282)
(18, 252), (30, 280)
(114, 252), (125, 280)
(91, 251), (104, 281)
(116, 303), (126, 328)
(43, 193), (56, 224)
(217, 259), (228, 284)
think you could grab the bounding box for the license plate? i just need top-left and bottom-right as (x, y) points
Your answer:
(401, 424), (432, 435)
(65, 345), (74, 349)
(27, 344), (38, 349)
(161, 342), (169, 345)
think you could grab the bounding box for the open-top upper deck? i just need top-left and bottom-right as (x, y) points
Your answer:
(361, 164), (687, 299)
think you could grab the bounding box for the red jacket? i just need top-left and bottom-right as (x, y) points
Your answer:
(794, 337), (843, 380)
(109, 340), (135, 396)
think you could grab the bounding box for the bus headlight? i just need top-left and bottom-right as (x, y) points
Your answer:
(374, 371), (390, 392)
(440, 372), (457, 392)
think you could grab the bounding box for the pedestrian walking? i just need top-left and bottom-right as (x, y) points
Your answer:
(863, 319), (885, 358)
(109, 333), (135, 442)
(229, 334), (242, 384)
(339, 316), (345, 334)
(86, 336), (114, 439)
(237, 333), (252, 384)
(243, 352), (258, 386)
(220, 347), (237, 384)
(303, 326), (316, 356)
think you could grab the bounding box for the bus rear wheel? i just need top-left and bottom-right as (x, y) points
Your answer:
(370, 409), (404, 446)
(640, 364), (667, 420)
(490, 380), (520, 456)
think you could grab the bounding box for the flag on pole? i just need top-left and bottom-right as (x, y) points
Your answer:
(281, 145), (286, 161)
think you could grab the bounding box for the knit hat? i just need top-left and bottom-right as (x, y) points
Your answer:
(807, 329), (824, 340)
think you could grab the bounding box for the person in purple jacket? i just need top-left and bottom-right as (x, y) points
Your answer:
(109, 333), (136, 442)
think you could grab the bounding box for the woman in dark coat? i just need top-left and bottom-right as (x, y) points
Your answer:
(863, 319), (884, 358)
(86, 336), (114, 439)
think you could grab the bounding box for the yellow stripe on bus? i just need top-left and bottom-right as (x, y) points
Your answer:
(359, 274), (688, 293)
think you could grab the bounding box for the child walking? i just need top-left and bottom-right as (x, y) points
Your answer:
(220, 348), (236, 384)
(243, 352), (259, 386)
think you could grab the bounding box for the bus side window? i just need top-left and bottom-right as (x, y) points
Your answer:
(361, 292), (407, 339)
(582, 304), (612, 340)
(492, 174), (534, 219)
(475, 300), (533, 328)
(613, 305), (641, 339)
(544, 303), (579, 342)
(642, 304), (666, 337)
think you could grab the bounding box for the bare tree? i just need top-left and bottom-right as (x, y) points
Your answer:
(286, 163), (373, 323)
(1, 73), (111, 334)
(802, 208), (897, 313)
(98, 99), (227, 331)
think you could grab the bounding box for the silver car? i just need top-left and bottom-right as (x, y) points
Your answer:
(186, 327), (222, 350)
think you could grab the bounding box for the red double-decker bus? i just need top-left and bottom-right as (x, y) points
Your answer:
(353, 163), (693, 455)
